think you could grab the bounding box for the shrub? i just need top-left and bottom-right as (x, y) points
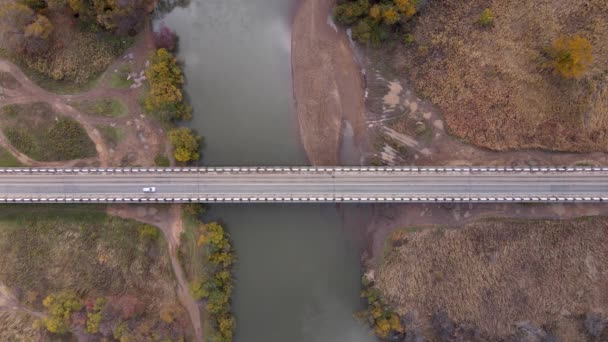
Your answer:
(168, 128), (200, 162)
(138, 224), (160, 241)
(548, 34), (593, 78)
(154, 153), (171, 166)
(478, 8), (494, 27)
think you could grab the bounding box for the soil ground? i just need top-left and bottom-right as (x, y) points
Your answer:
(292, 0), (367, 165)
(373, 216), (608, 341)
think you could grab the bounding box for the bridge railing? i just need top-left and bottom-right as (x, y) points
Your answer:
(0, 166), (607, 174)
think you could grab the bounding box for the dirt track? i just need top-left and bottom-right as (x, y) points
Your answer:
(291, 0), (366, 165)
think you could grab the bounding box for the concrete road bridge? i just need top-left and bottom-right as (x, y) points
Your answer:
(0, 166), (607, 203)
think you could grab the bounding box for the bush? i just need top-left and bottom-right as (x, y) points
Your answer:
(168, 128), (200, 162)
(154, 153), (171, 166)
(548, 34), (593, 79)
(138, 224), (160, 241)
(478, 8), (494, 26)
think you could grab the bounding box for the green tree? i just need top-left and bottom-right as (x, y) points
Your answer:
(168, 127), (200, 162)
(549, 35), (593, 78)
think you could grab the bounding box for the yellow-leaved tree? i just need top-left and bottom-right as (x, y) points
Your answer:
(549, 35), (593, 78)
(168, 127), (200, 162)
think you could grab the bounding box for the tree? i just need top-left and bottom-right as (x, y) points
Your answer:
(67, 0), (147, 35)
(333, 0), (369, 25)
(154, 23), (178, 51)
(145, 49), (191, 122)
(0, 4), (53, 55)
(18, 0), (48, 12)
(168, 127), (200, 162)
(393, 0), (415, 18)
(382, 5), (400, 25)
(42, 291), (83, 334)
(549, 35), (593, 78)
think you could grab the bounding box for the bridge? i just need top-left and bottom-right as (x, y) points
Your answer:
(0, 166), (607, 203)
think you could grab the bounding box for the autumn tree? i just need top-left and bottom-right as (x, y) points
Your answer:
(549, 35), (593, 78)
(41, 290), (83, 334)
(168, 127), (200, 162)
(154, 23), (178, 51)
(67, 0), (148, 35)
(145, 48), (192, 122)
(18, 0), (48, 12)
(0, 4), (53, 55)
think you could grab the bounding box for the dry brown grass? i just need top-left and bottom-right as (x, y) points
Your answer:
(376, 217), (608, 340)
(391, 0), (608, 151)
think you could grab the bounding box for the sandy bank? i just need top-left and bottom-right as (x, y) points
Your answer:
(291, 0), (366, 165)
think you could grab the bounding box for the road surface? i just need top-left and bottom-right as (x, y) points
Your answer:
(0, 166), (607, 203)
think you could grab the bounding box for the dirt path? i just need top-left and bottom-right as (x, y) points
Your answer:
(0, 283), (45, 319)
(291, 0), (367, 165)
(0, 25), (165, 167)
(107, 205), (204, 342)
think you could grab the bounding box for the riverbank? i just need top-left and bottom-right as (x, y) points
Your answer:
(291, 0), (367, 165)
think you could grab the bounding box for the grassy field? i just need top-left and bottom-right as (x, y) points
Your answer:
(374, 217), (608, 340)
(0, 7), (134, 94)
(1, 102), (97, 161)
(0, 146), (22, 167)
(74, 98), (128, 118)
(387, 0), (608, 152)
(107, 63), (135, 89)
(0, 205), (190, 341)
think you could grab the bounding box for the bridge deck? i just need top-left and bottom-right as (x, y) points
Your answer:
(0, 167), (607, 203)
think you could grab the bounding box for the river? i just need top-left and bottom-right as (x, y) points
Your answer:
(158, 0), (375, 341)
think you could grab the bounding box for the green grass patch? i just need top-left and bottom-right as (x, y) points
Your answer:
(0, 146), (22, 167)
(74, 98), (128, 118)
(1, 102), (97, 161)
(108, 63), (134, 89)
(96, 125), (125, 148)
